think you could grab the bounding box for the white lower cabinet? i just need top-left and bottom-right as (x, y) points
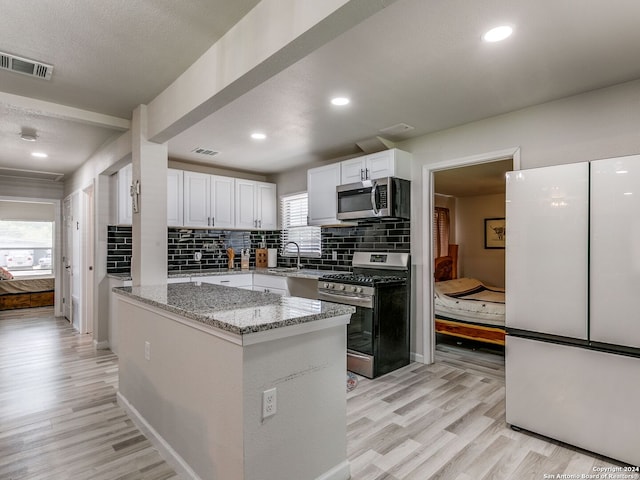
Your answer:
(167, 276), (190, 284)
(168, 273), (289, 294)
(193, 274), (253, 289)
(252, 274), (288, 295)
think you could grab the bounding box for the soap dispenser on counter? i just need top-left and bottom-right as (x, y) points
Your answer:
(241, 249), (250, 270)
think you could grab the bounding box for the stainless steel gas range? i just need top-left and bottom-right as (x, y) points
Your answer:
(317, 252), (410, 378)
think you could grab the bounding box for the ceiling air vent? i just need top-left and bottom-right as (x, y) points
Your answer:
(379, 122), (415, 138)
(191, 147), (219, 156)
(0, 51), (53, 80)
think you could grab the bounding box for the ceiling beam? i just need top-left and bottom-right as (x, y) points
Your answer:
(0, 91), (130, 131)
(146, 0), (398, 144)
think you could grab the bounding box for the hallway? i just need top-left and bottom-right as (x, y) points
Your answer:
(0, 308), (179, 480)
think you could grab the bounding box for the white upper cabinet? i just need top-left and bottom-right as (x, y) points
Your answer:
(340, 149), (411, 184)
(590, 155), (640, 349)
(114, 166), (274, 230)
(116, 163), (133, 225)
(183, 171), (210, 227)
(210, 175), (235, 229)
(307, 162), (341, 226)
(235, 179), (277, 230)
(167, 169), (183, 226)
(505, 162), (589, 340)
(184, 171), (237, 228)
(340, 157), (367, 184)
(256, 182), (277, 230)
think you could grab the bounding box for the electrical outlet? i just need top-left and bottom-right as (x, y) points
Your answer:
(144, 341), (151, 361)
(205, 243), (215, 251)
(332, 251), (338, 261)
(262, 388), (277, 419)
(194, 251), (202, 261)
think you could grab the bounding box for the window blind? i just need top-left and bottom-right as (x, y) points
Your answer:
(280, 192), (321, 257)
(433, 207), (450, 258)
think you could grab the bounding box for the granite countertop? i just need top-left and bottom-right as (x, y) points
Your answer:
(108, 267), (345, 282)
(113, 282), (354, 335)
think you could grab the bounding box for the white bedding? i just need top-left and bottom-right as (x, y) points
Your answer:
(434, 278), (505, 327)
(0, 276), (55, 295)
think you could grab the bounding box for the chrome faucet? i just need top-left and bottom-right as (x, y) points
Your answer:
(285, 241), (301, 269)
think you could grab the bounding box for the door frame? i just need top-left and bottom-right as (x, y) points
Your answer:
(421, 146), (521, 364)
(81, 184), (94, 335)
(0, 195), (62, 316)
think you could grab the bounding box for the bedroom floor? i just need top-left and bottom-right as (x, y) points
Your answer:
(0, 309), (635, 480)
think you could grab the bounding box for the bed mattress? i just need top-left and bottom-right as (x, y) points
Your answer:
(0, 276), (55, 295)
(434, 277), (505, 327)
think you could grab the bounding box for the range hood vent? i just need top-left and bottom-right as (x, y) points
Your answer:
(0, 51), (53, 80)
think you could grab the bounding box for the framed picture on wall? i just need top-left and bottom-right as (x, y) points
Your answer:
(484, 217), (506, 249)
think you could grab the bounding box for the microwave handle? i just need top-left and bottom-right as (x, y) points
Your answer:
(370, 181), (379, 215)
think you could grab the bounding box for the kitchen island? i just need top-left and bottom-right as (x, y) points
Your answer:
(113, 282), (354, 480)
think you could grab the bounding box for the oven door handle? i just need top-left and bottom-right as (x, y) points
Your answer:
(318, 291), (373, 308)
(370, 180), (379, 215)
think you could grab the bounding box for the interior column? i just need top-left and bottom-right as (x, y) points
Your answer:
(131, 104), (168, 287)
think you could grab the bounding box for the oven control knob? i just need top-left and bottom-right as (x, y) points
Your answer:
(337, 284), (345, 291)
(355, 287), (362, 293)
(323, 283), (330, 288)
(348, 286), (356, 292)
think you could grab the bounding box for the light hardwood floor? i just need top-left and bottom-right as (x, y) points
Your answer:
(1, 309), (636, 480)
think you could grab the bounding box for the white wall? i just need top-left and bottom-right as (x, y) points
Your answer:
(456, 193), (505, 287)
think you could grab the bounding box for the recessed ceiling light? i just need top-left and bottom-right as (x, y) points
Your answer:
(331, 97), (350, 106)
(31, 152), (48, 158)
(482, 25), (513, 42)
(251, 132), (267, 140)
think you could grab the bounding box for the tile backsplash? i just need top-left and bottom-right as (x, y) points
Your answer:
(107, 219), (410, 274)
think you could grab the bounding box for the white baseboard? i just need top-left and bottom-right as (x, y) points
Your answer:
(411, 352), (425, 364)
(94, 339), (110, 350)
(315, 460), (351, 480)
(117, 392), (201, 480)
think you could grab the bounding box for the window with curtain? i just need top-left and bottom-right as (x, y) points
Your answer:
(280, 192), (321, 257)
(433, 207), (450, 258)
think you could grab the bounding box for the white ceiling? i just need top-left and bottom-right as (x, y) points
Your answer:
(2, 0), (640, 181)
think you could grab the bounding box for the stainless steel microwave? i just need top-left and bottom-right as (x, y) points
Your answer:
(336, 177), (410, 221)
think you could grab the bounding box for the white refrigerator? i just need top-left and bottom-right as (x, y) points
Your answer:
(505, 156), (640, 466)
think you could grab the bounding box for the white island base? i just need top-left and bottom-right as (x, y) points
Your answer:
(116, 294), (352, 480)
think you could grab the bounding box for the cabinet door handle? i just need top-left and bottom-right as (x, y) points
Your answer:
(258, 219), (262, 228)
(212, 217), (215, 227)
(220, 280), (230, 283)
(360, 168), (364, 181)
(207, 217), (210, 226)
(365, 168), (370, 180)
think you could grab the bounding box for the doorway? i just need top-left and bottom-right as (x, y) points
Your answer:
(421, 147), (520, 364)
(432, 159), (511, 356)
